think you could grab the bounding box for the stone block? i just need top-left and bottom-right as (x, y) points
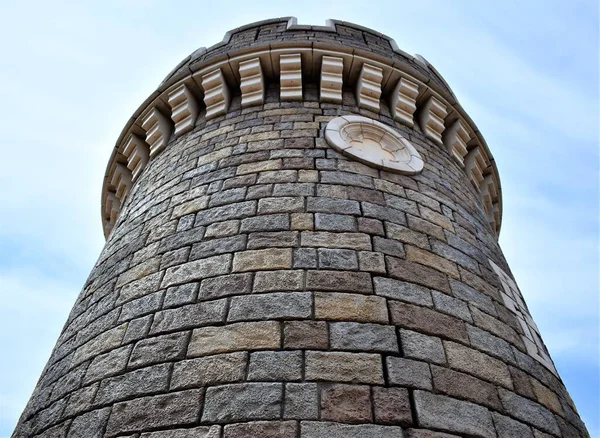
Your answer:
(253, 270), (304, 292)
(301, 231), (371, 250)
(386, 257), (450, 293)
(306, 197), (361, 215)
(95, 363), (170, 405)
(171, 352), (247, 389)
(223, 421), (297, 438)
(467, 325), (515, 364)
(116, 272), (162, 305)
(161, 254), (231, 288)
(105, 389), (202, 436)
(413, 390), (495, 438)
(258, 197), (305, 214)
(405, 245), (459, 279)
(387, 357), (432, 389)
(306, 270), (372, 293)
(232, 248), (292, 272)
(202, 383), (283, 423)
(68, 408), (111, 438)
(330, 322), (398, 353)
(228, 292), (312, 321)
(240, 214), (290, 232)
(385, 222), (430, 249)
(198, 273), (252, 300)
(163, 283), (198, 308)
(300, 422), (404, 437)
(358, 251), (386, 273)
(248, 351), (303, 381)
(150, 300), (226, 334)
(373, 386), (412, 425)
(284, 383), (318, 419)
(305, 351), (384, 384)
(190, 235), (246, 260)
(419, 206), (454, 231)
(492, 412), (534, 438)
(284, 321), (328, 349)
(321, 384), (372, 423)
(188, 321), (280, 356)
(358, 217), (385, 235)
(315, 213), (356, 232)
(400, 329), (446, 364)
(389, 302), (468, 343)
(118, 290), (163, 322)
(431, 365), (502, 410)
(498, 388), (560, 435)
(318, 248), (358, 270)
(128, 332), (189, 368)
(204, 220), (240, 238)
(315, 292), (387, 323)
(291, 213), (314, 230)
(248, 231), (299, 249)
(293, 248), (318, 269)
(84, 344), (132, 384)
(140, 426), (220, 438)
(122, 315), (152, 344)
(373, 236), (406, 258)
(431, 290), (472, 322)
(444, 341), (513, 388)
(374, 277), (433, 306)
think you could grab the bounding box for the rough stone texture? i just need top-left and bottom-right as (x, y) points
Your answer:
(13, 17), (588, 438)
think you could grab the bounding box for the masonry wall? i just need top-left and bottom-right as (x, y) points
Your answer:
(13, 19), (589, 438)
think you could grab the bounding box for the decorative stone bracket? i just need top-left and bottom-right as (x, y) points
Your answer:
(101, 19), (502, 239)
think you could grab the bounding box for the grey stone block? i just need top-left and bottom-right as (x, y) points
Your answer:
(492, 412), (534, 438)
(373, 236), (406, 258)
(413, 390), (495, 438)
(467, 325), (515, 364)
(300, 422), (404, 437)
(171, 352), (247, 389)
(95, 363), (170, 405)
(307, 197), (361, 215)
(293, 248), (318, 269)
(223, 421), (297, 438)
(386, 357), (432, 389)
(400, 329), (446, 364)
(68, 408), (111, 438)
(84, 344), (133, 384)
(240, 213), (290, 232)
(315, 213), (356, 231)
(122, 315), (152, 344)
(199, 273), (253, 300)
(128, 332), (188, 368)
(431, 290), (472, 322)
(284, 383), (318, 419)
(248, 351), (302, 381)
(202, 383), (283, 423)
(149, 300), (226, 334)
(498, 388), (560, 435)
(374, 277), (433, 306)
(141, 426), (220, 438)
(228, 292), (312, 321)
(318, 248), (358, 270)
(190, 235), (247, 259)
(163, 283), (198, 308)
(330, 322), (398, 353)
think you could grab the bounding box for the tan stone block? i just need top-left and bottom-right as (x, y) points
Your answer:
(237, 159), (282, 175)
(197, 146), (233, 166)
(284, 321), (328, 349)
(300, 231), (372, 250)
(321, 384), (372, 422)
(445, 341), (513, 388)
(188, 321), (280, 357)
(298, 170), (319, 183)
(405, 245), (459, 279)
(305, 351), (384, 384)
(531, 379), (563, 415)
(291, 213), (313, 231)
(116, 257), (161, 288)
(232, 248), (292, 272)
(315, 292), (388, 323)
(419, 206), (454, 231)
(171, 196), (209, 219)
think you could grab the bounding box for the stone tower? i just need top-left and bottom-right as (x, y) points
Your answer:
(13, 18), (589, 438)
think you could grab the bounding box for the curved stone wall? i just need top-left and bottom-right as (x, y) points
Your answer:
(13, 18), (588, 438)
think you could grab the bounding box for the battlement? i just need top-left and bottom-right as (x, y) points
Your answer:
(101, 18), (502, 238)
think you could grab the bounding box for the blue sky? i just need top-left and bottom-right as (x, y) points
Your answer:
(0, 1), (597, 436)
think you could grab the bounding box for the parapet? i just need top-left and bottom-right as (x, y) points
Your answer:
(101, 17), (502, 239)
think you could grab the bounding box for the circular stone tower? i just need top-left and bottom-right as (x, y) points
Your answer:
(13, 18), (589, 438)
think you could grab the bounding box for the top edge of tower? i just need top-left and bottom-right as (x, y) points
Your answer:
(100, 17), (503, 240)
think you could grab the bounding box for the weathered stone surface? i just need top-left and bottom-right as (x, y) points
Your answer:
(95, 363), (171, 405)
(431, 365), (502, 410)
(330, 322), (398, 353)
(202, 383), (283, 423)
(445, 341), (513, 388)
(387, 357), (432, 389)
(389, 302), (468, 343)
(284, 321), (328, 349)
(284, 383), (318, 419)
(204, 219), (240, 238)
(431, 290), (472, 322)
(163, 283), (198, 308)
(128, 332), (188, 368)
(307, 270), (372, 293)
(69, 408), (110, 438)
(240, 213), (290, 232)
(171, 352), (247, 389)
(498, 388), (560, 435)
(315, 292), (388, 323)
(305, 351), (384, 384)
(248, 351), (302, 381)
(301, 231), (372, 250)
(400, 329), (446, 364)
(84, 345), (132, 384)
(413, 390), (495, 438)
(232, 248), (292, 272)
(190, 235), (246, 259)
(150, 300), (226, 334)
(321, 384), (372, 422)
(105, 389), (202, 436)
(405, 245), (459, 279)
(254, 270), (304, 292)
(228, 292), (312, 321)
(198, 273), (252, 300)
(223, 421), (297, 438)
(387, 257), (450, 293)
(373, 386), (412, 425)
(358, 251), (386, 273)
(259, 197), (304, 214)
(188, 321), (280, 356)
(161, 254), (231, 287)
(315, 213), (356, 232)
(140, 426), (221, 438)
(301, 421), (404, 437)
(374, 277), (433, 306)
(492, 412), (534, 438)
(373, 236), (406, 258)
(317, 248), (358, 270)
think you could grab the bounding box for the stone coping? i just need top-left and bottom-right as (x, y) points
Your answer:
(101, 18), (502, 239)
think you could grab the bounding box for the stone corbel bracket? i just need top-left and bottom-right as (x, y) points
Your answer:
(101, 17), (503, 238)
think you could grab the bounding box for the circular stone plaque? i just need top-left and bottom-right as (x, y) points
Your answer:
(325, 115), (424, 174)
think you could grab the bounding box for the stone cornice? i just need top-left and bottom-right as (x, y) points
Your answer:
(101, 18), (502, 239)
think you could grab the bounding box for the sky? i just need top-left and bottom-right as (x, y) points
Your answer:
(0, 1), (597, 436)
